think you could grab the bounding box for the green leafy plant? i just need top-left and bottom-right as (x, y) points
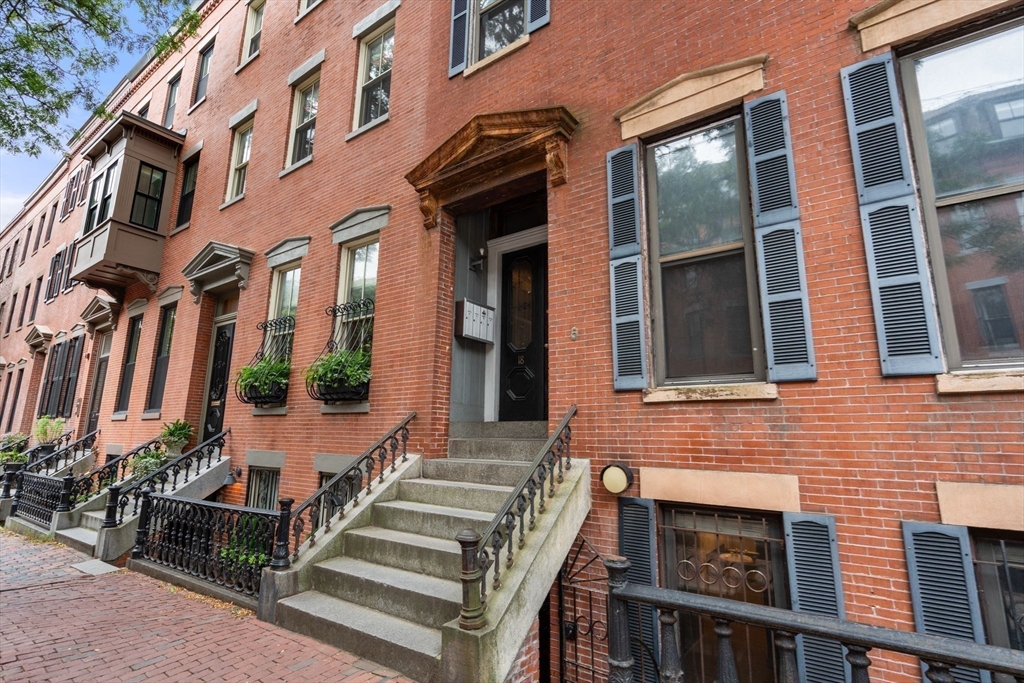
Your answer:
(237, 356), (291, 395)
(0, 433), (28, 452)
(159, 419), (195, 449)
(33, 416), (66, 444)
(304, 348), (372, 388)
(130, 449), (167, 480)
(218, 515), (271, 571)
(1, 451), (28, 464)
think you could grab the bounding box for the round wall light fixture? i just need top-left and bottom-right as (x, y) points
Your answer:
(600, 463), (634, 494)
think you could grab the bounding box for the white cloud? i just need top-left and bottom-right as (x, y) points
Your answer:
(1, 191), (29, 233)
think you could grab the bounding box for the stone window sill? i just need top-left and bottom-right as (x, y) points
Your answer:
(346, 114), (389, 142)
(219, 194), (245, 211)
(321, 401), (370, 414)
(935, 368), (1023, 395)
(464, 34), (529, 78)
(294, 0), (324, 25)
(169, 221), (190, 236)
(643, 382), (779, 403)
(141, 410), (161, 420)
(235, 52), (259, 74)
(111, 412), (128, 421)
(187, 97), (207, 116)
(279, 155), (313, 178)
(252, 406), (288, 416)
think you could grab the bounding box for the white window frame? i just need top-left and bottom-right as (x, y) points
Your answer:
(353, 20), (395, 131)
(286, 73), (320, 167)
(337, 233), (379, 305)
(242, 0), (265, 63)
(269, 261), (302, 320)
(227, 121), (254, 202)
(469, 0), (527, 66)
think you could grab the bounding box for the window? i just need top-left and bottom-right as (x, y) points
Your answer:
(298, 0), (319, 14)
(129, 163), (166, 230)
(17, 284), (29, 329)
(477, 0), (525, 60)
(85, 162), (118, 234)
(228, 122), (253, 200)
(77, 164), (91, 205)
(246, 467), (280, 510)
(902, 23), (1024, 370)
(138, 103), (150, 120)
(28, 276), (42, 323)
(356, 25), (393, 128)
(44, 203), (56, 243)
(5, 369), (23, 432)
(243, 0), (264, 60)
(272, 264), (301, 319)
(972, 534), (1024, 658)
(146, 305), (176, 411)
(61, 243), (76, 291)
(5, 293), (16, 334)
(0, 372), (11, 430)
(84, 173), (102, 233)
(9, 240), (18, 275)
(0, 304), (5, 335)
(449, 0), (548, 77)
(177, 155), (199, 226)
(647, 118), (763, 384)
(33, 214), (43, 252)
(21, 228), (30, 263)
(194, 42), (214, 104)
(0, 249), (7, 280)
(38, 337), (83, 419)
(289, 77), (319, 165)
(115, 315), (143, 413)
(45, 249), (64, 300)
(340, 237), (378, 304)
(164, 76), (180, 127)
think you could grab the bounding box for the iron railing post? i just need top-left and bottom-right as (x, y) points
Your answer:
(658, 608), (685, 683)
(10, 470), (23, 515)
(132, 487), (154, 559)
(1, 465), (15, 499)
(846, 644), (872, 683)
(605, 555), (634, 683)
(271, 497), (294, 569)
(102, 484), (121, 528)
(715, 618), (739, 683)
(457, 528), (485, 630)
(776, 631), (799, 683)
(57, 473), (74, 512)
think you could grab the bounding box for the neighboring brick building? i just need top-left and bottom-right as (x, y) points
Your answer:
(2, 0), (1022, 681)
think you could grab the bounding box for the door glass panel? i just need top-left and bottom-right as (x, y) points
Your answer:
(507, 257), (533, 351)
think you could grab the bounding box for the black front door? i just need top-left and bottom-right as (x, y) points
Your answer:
(86, 333), (111, 434)
(203, 322), (235, 442)
(499, 244), (547, 421)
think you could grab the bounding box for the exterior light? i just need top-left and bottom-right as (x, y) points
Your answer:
(222, 467), (243, 486)
(600, 463), (634, 494)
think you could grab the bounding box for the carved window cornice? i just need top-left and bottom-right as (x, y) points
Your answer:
(182, 240), (256, 303)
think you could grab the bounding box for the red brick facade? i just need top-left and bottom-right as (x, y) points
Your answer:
(2, 1), (1022, 681)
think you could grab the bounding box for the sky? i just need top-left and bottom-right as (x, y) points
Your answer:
(0, 9), (150, 232)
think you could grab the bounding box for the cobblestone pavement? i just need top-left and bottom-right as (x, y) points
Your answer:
(0, 530), (417, 682)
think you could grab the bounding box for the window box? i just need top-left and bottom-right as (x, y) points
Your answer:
(305, 299), (374, 403)
(234, 316), (295, 407)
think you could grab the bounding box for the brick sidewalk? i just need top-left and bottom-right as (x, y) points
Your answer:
(0, 531), (417, 682)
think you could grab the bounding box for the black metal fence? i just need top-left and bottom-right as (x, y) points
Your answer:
(70, 436), (162, 505)
(306, 299), (375, 403)
(234, 316), (295, 407)
(12, 471), (67, 527)
(25, 430), (96, 476)
(603, 556), (1024, 683)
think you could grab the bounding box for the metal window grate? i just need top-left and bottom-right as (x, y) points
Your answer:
(246, 467), (280, 511)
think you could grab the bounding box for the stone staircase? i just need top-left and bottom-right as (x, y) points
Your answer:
(274, 421), (559, 683)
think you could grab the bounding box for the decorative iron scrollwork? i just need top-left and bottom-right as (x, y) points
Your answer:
(306, 299), (374, 403)
(234, 316), (295, 407)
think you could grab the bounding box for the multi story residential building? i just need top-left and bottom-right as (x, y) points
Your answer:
(1, 0), (1022, 681)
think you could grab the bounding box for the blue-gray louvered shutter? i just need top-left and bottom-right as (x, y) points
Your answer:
(619, 497), (658, 683)
(841, 54), (942, 376)
(607, 144), (648, 390)
(744, 92), (816, 382)
(448, 0), (470, 78)
(783, 513), (850, 683)
(526, 0), (550, 32)
(903, 522), (991, 683)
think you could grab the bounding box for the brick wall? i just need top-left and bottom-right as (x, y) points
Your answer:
(504, 617), (540, 683)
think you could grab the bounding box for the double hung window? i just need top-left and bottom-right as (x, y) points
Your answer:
(289, 77), (319, 165)
(448, 0), (548, 77)
(229, 123), (253, 200)
(164, 76), (180, 127)
(17, 284), (29, 329)
(29, 276), (42, 323)
(340, 238), (378, 304)
(129, 163), (166, 230)
(4, 294), (15, 334)
(194, 43), (214, 104)
(477, 0), (525, 60)
(900, 23), (1024, 369)
(38, 337), (84, 418)
(246, 467), (280, 510)
(98, 163), (118, 227)
(147, 305), (176, 411)
(177, 155), (199, 226)
(972, 534), (1024, 657)
(244, 1), (264, 60)
(115, 316), (143, 413)
(356, 26), (393, 128)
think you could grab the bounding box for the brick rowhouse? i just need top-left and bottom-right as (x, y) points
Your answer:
(2, 0), (1022, 681)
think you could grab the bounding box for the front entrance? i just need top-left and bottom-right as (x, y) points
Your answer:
(86, 333), (112, 434)
(499, 244), (547, 421)
(202, 321), (235, 442)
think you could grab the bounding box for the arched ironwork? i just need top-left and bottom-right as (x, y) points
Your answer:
(306, 299), (374, 403)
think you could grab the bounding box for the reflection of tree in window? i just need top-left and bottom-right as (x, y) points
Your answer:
(479, 0), (524, 60)
(348, 242), (378, 303)
(972, 535), (1024, 662)
(275, 267), (300, 318)
(973, 285), (1019, 349)
(360, 29), (393, 126)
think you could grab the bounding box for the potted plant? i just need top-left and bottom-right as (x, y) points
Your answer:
(129, 447), (168, 482)
(237, 355), (291, 405)
(305, 347), (372, 402)
(0, 433), (28, 453)
(32, 416), (66, 458)
(159, 419), (195, 459)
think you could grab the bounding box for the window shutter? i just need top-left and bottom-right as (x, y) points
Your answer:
(46, 342), (68, 417)
(526, 0), (550, 33)
(61, 337), (84, 418)
(744, 92), (816, 382)
(841, 54), (942, 376)
(618, 497), (659, 683)
(607, 144), (648, 391)
(903, 522), (990, 683)
(448, 0), (469, 77)
(783, 513), (850, 683)
(37, 348), (58, 417)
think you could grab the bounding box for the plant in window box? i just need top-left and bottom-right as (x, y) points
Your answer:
(236, 355), (291, 405)
(159, 419), (194, 459)
(32, 416), (66, 458)
(305, 347), (372, 402)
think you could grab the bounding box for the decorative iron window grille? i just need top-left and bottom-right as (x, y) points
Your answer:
(305, 299), (374, 403)
(234, 316), (295, 406)
(973, 535), (1024, 658)
(245, 466), (280, 511)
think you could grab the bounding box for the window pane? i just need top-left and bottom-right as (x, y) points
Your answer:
(654, 122), (743, 257)
(480, 0), (524, 59)
(914, 26), (1024, 198)
(662, 252), (754, 379)
(361, 74), (391, 125)
(348, 242), (378, 302)
(973, 537), (1024, 652)
(299, 81), (319, 124)
(159, 307), (176, 356)
(936, 192), (1024, 363)
(366, 29), (394, 81)
(237, 127), (252, 165)
(276, 267), (300, 318)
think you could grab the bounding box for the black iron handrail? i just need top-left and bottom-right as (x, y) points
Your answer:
(11, 471), (65, 527)
(457, 405), (577, 630)
(70, 435), (161, 505)
(603, 556), (1024, 682)
(235, 315), (295, 407)
(1, 434), (30, 453)
(22, 429), (75, 463)
(290, 412), (414, 561)
(25, 430), (95, 476)
(306, 299), (374, 403)
(133, 491), (286, 597)
(108, 430), (229, 526)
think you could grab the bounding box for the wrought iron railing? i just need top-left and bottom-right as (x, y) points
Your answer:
(133, 492), (287, 597)
(1, 434), (30, 453)
(305, 299), (374, 403)
(11, 471), (66, 527)
(234, 316), (295, 407)
(25, 430), (96, 476)
(22, 429), (74, 464)
(457, 405), (576, 630)
(290, 412), (413, 561)
(603, 556), (1024, 683)
(69, 436), (162, 506)
(107, 430), (229, 527)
